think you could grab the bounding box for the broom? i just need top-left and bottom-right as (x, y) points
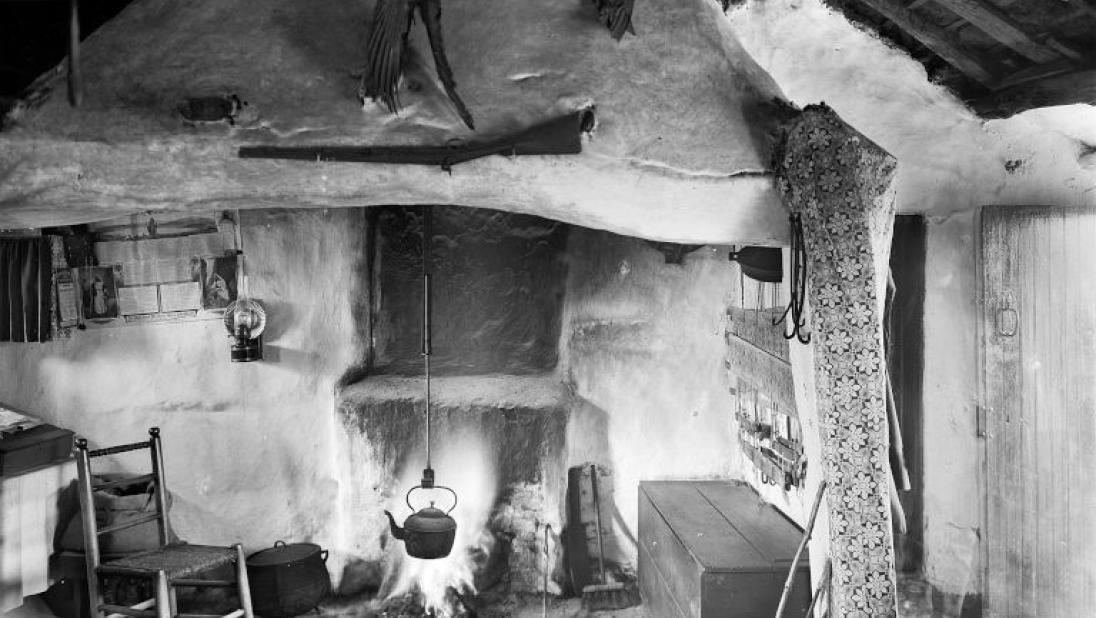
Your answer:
(581, 464), (632, 610)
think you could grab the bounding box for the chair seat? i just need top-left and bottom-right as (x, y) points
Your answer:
(99, 544), (236, 580)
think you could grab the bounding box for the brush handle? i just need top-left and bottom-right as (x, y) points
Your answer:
(543, 524), (551, 618)
(589, 464), (607, 584)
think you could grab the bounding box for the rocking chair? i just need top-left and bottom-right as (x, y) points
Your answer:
(74, 428), (254, 618)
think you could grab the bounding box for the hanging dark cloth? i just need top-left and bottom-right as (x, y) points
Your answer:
(1, 238), (52, 343)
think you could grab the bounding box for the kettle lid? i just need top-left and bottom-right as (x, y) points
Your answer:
(405, 505), (457, 532)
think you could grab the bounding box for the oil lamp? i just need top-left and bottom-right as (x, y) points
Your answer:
(223, 275), (266, 362)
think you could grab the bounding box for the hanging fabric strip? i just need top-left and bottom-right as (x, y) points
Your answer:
(0, 238), (52, 343)
(775, 103), (899, 617)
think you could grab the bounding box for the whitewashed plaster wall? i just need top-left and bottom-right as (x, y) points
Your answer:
(728, 0), (1096, 598)
(559, 230), (819, 568)
(560, 232), (740, 563)
(0, 209), (366, 566)
(922, 212), (982, 596)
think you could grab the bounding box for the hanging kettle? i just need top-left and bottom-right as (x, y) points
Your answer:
(384, 467), (458, 559)
(384, 207), (460, 560)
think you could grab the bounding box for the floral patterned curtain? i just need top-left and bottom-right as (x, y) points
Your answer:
(776, 104), (898, 617)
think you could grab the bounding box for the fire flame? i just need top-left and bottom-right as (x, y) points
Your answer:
(380, 432), (498, 616)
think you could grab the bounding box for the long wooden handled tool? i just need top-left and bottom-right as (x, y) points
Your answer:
(775, 480), (827, 618)
(805, 558), (832, 617)
(581, 464), (629, 610)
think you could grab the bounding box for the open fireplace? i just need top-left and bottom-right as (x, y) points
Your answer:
(328, 204), (795, 616)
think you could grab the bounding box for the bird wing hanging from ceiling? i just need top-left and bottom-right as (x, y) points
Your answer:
(360, 0), (475, 130)
(591, 0), (636, 40)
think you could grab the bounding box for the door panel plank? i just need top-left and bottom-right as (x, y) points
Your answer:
(982, 206), (1096, 617)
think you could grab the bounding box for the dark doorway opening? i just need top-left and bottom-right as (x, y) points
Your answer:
(888, 214), (926, 572)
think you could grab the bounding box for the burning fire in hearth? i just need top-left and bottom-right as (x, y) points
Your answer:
(378, 433), (498, 616)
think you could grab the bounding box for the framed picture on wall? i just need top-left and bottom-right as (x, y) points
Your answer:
(79, 266), (121, 321)
(199, 255), (239, 311)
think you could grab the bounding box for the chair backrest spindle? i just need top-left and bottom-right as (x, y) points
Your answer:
(148, 427), (170, 547)
(74, 438), (102, 569)
(73, 427), (171, 561)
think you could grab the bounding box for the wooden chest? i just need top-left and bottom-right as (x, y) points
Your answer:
(639, 481), (812, 618)
(0, 424), (74, 477)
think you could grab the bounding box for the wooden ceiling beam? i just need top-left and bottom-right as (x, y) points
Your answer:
(970, 66), (1096, 118)
(992, 59), (1075, 90)
(933, 0), (1078, 63)
(856, 0), (998, 85)
(944, 18), (966, 31)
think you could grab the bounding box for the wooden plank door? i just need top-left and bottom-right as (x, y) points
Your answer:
(982, 205), (1096, 617)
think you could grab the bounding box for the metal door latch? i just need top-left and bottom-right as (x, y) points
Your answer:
(995, 291), (1018, 337)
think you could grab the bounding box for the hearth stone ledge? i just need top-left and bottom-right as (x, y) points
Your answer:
(337, 374), (572, 410)
(335, 373), (573, 598)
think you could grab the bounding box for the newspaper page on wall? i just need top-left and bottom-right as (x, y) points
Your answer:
(74, 212), (243, 328)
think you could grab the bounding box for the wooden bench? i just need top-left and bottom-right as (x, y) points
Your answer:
(639, 481), (812, 617)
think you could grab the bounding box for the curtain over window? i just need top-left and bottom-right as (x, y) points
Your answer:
(1, 238), (52, 342)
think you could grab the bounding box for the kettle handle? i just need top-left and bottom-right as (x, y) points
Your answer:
(406, 484), (458, 515)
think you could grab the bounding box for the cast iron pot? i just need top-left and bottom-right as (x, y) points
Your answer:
(246, 541), (330, 617)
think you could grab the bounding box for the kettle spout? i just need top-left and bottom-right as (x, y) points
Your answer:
(384, 510), (406, 540)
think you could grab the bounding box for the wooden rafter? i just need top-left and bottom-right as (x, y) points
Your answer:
(932, 0), (1080, 63)
(993, 59), (1076, 90)
(856, 0), (998, 85)
(971, 66), (1096, 117)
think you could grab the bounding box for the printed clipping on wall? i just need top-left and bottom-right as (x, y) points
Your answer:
(66, 212), (244, 329)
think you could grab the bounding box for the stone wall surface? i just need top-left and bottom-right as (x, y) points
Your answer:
(372, 206), (568, 376)
(0, 209), (367, 569)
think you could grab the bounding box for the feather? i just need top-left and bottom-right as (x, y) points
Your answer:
(591, 0), (636, 40)
(420, 0), (475, 130)
(360, 0), (414, 113)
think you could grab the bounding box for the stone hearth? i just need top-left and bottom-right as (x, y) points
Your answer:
(337, 374), (571, 598)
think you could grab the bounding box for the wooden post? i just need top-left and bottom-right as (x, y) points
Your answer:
(75, 439), (102, 618)
(235, 544), (255, 618)
(775, 480), (827, 618)
(154, 571), (171, 618)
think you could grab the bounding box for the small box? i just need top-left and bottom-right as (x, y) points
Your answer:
(639, 480), (812, 617)
(0, 425), (74, 477)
